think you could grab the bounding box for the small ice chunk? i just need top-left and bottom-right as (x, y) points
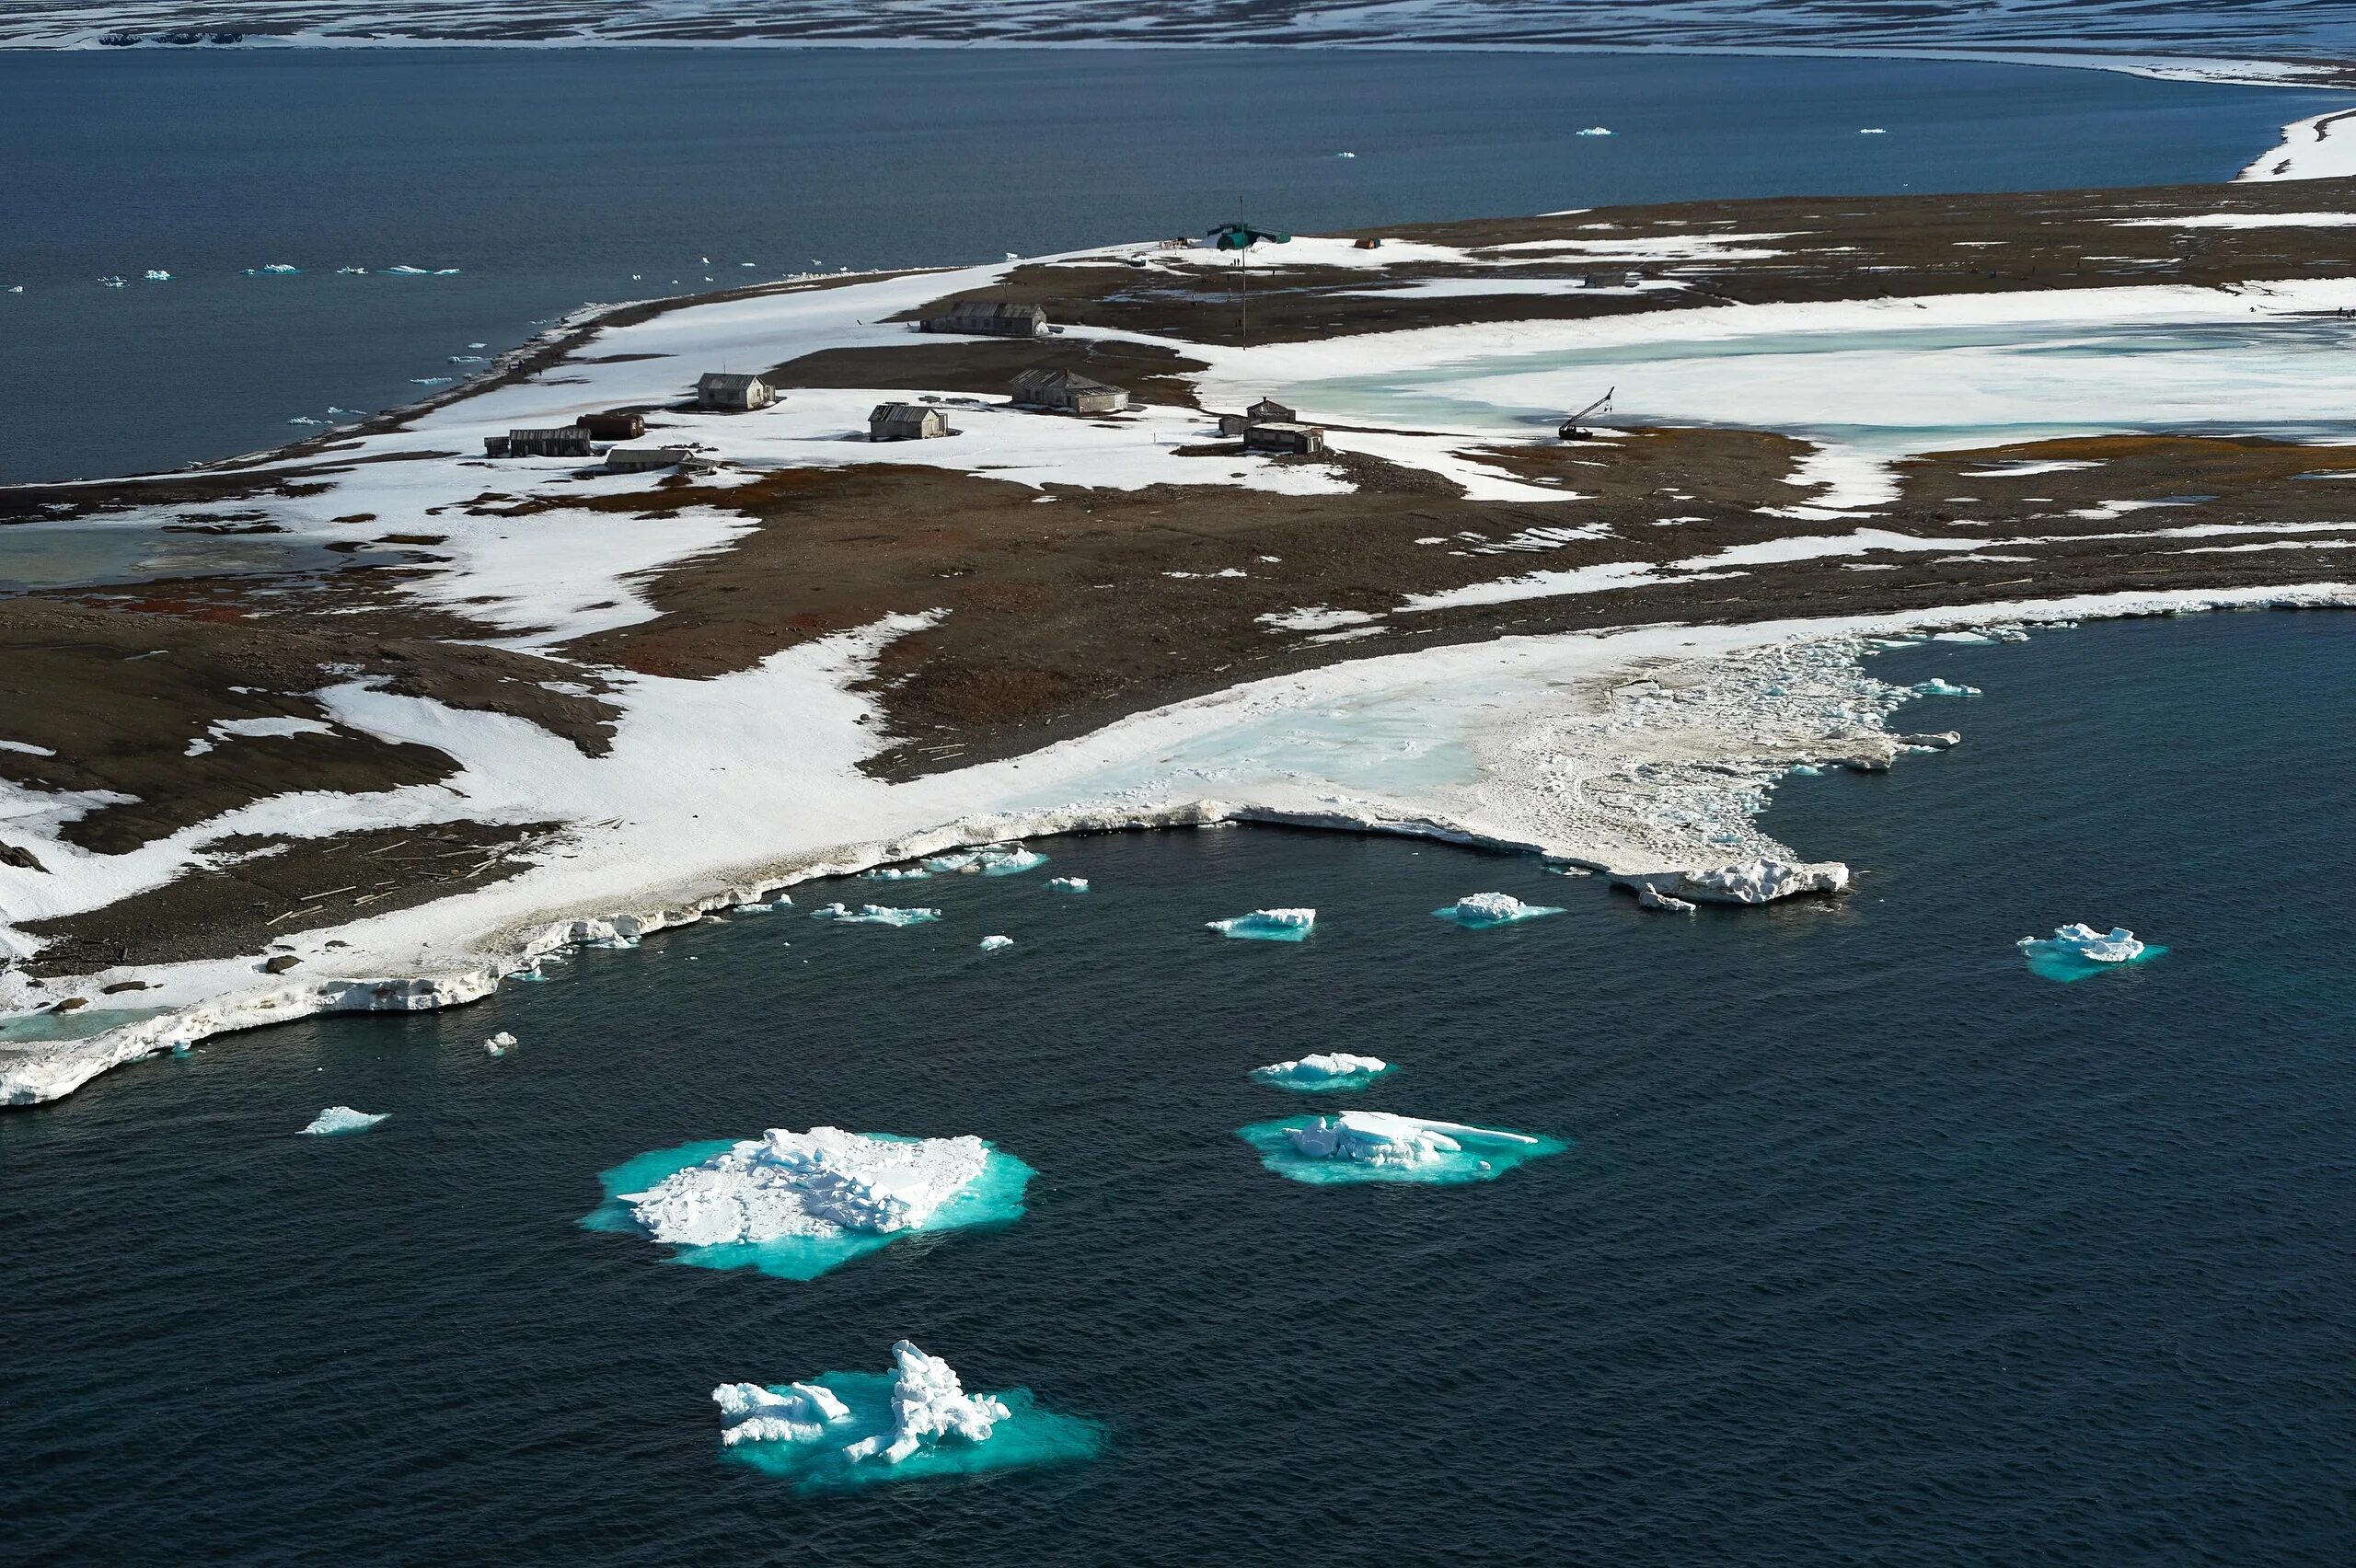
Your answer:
(809, 903), (941, 927)
(1435, 892), (1565, 928)
(840, 1342), (1011, 1465)
(1207, 907), (1315, 941)
(977, 934), (1014, 951)
(714, 1380), (853, 1447)
(624, 1126), (996, 1245)
(302, 1106), (387, 1136)
(144, 270), (171, 282)
(246, 263), (300, 274)
(1636, 885), (1697, 913)
(484, 1031), (517, 1055)
(1252, 1053), (1391, 1090)
(1577, 126), (1612, 136)
(1859, 127), (1888, 134)
(2018, 924), (2145, 963)
(863, 866), (932, 882)
(1046, 877), (1090, 894)
(1911, 677), (1981, 698)
(918, 846), (1044, 875)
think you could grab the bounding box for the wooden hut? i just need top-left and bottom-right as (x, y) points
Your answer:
(1247, 397), (1298, 422)
(581, 410), (646, 441)
(497, 427), (594, 458)
(869, 403), (950, 442)
(918, 300), (1047, 339)
(604, 445), (698, 472)
(696, 373), (775, 411)
(1008, 369), (1129, 415)
(1242, 421), (1326, 456)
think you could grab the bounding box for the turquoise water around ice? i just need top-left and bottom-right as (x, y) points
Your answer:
(581, 1136), (1035, 1282)
(1432, 901), (1568, 928)
(720, 1370), (1104, 1494)
(1236, 1118), (1571, 1186)
(1250, 1061), (1397, 1094)
(2019, 940), (2173, 985)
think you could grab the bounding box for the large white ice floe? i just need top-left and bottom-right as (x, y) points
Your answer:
(622, 1126), (997, 1246)
(2016, 923), (2162, 981)
(1288, 1110), (1517, 1167)
(1669, 859), (1850, 905)
(809, 904), (941, 927)
(1207, 907), (1316, 941)
(300, 1105), (387, 1136)
(840, 1341), (1011, 1465)
(714, 1380), (853, 1447)
(1251, 1053), (1392, 1091)
(1434, 892), (1565, 927)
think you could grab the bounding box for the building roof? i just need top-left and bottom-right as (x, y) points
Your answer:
(1009, 368), (1122, 397)
(697, 372), (768, 392)
(870, 401), (941, 422)
(944, 299), (1045, 319)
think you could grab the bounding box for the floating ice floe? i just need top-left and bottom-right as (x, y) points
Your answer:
(446, 354), (488, 364)
(1859, 127), (1888, 134)
(713, 1341), (1100, 1492)
(1636, 885), (1697, 913)
(1434, 892), (1565, 928)
(922, 846), (1048, 877)
(286, 416), (329, 426)
(1335, 151), (1357, 158)
(1670, 859), (1848, 904)
(337, 266), (368, 275)
(2017, 924), (2164, 982)
(1250, 1053), (1392, 1092)
(301, 1106), (387, 1136)
(977, 934), (1014, 951)
(143, 270), (171, 282)
(1911, 677), (1981, 698)
(97, 274), (127, 288)
(862, 866), (931, 882)
(484, 1031), (517, 1055)
(1577, 126), (1613, 136)
(1046, 876), (1090, 894)
(587, 1125), (1034, 1280)
(1207, 907), (1315, 941)
(809, 903), (941, 928)
(1239, 1111), (1565, 1185)
(245, 263), (299, 274)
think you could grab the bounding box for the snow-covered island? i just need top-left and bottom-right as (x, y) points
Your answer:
(584, 1125), (1034, 1279)
(7, 172), (2356, 1103)
(712, 1339), (1101, 1492)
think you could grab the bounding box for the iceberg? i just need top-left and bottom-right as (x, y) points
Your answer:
(1207, 907), (1315, 941)
(245, 263), (299, 274)
(1670, 859), (1848, 904)
(386, 264), (431, 275)
(862, 866), (931, 882)
(1636, 885), (1696, 913)
(2017, 923), (2164, 982)
(809, 903), (941, 928)
(337, 266), (369, 274)
(1047, 876), (1090, 894)
(484, 1031), (516, 1055)
(143, 270), (171, 282)
(977, 934), (1014, 951)
(713, 1341), (1101, 1493)
(1911, 677), (1981, 698)
(922, 846), (1048, 877)
(1577, 126), (1613, 136)
(1250, 1053), (1392, 1092)
(1433, 892), (1565, 928)
(584, 1125), (1034, 1280)
(1239, 1111), (1565, 1186)
(301, 1105), (387, 1136)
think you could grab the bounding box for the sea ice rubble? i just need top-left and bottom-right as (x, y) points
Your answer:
(1912, 677), (1982, 697)
(1636, 885), (1697, 913)
(840, 1342), (1011, 1465)
(622, 1126), (999, 1247)
(1251, 1053), (1392, 1091)
(810, 903), (941, 927)
(1670, 859), (1848, 904)
(1047, 876), (1090, 894)
(714, 1380), (852, 1447)
(862, 866), (931, 881)
(1207, 907), (1316, 941)
(301, 1106), (387, 1136)
(921, 845), (1046, 876)
(1434, 892), (1565, 928)
(977, 934), (1014, 951)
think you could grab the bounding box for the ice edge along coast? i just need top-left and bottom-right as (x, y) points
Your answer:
(6, 230), (2356, 1103)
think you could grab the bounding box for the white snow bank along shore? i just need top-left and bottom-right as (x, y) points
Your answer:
(1240, 1110), (1566, 1185)
(1207, 907), (1316, 941)
(1434, 892), (1565, 927)
(588, 1126), (1034, 1279)
(2017, 923), (2165, 981)
(1251, 1053), (1393, 1092)
(300, 1105), (387, 1136)
(2240, 110), (2356, 182)
(712, 1341), (1101, 1493)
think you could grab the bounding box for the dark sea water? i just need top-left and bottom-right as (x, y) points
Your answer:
(4, 609), (2351, 1564)
(1, 48), (2343, 484)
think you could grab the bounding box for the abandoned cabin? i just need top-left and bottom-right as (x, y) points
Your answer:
(696, 373), (775, 411)
(869, 402), (950, 441)
(918, 300), (1048, 339)
(1008, 369), (1130, 415)
(1217, 396), (1299, 436)
(484, 427), (593, 458)
(604, 444), (699, 473)
(1242, 421), (1327, 456)
(580, 410), (645, 441)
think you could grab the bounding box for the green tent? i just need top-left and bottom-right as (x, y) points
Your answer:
(1206, 222), (1292, 250)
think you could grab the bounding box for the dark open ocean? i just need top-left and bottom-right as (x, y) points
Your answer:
(5, 609), (2350, 1563)
(0, 47), (2342, 483)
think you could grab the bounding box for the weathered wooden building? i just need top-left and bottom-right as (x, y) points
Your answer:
(1008, 369), (1129, 415)
(869, 403), (950, 441)
(486, 427), (594, 458)
(1218, 397), (1300, 436)
(696, 373), (775, 411)
(604, 445), (698, 472)
(580, 410), (646, 441)
(1242, 421), (1326, 456)
(918, 300), (1048, 339)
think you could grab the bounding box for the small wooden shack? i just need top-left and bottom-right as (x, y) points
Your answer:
(918, 300), (1048, 339)
(1242, 421), (1326, 456)
(581, 410), (646, 441)
(696, 373), (775, 411)
(869, 403), (950, 442)
(491, 427), (594, 458)
(1247, 397), (1298, 422)
(605, 445), (697, 472)
(1008, 369), (1129, 415)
